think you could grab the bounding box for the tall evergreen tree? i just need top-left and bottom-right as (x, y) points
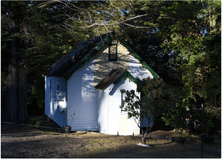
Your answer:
(2, 1), (30, 123)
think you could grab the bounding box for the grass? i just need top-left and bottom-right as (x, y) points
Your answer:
(67, 133), (199, 158)
(25, 116), (221, 158)
(29, 126), (220, 158)
(55, 131), (219, 158)
(2, 118), (221, 158)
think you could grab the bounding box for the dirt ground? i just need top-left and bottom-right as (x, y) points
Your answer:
(1, 117), (221, 158)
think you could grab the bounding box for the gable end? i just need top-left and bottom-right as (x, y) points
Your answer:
(117, 37), (159, 79)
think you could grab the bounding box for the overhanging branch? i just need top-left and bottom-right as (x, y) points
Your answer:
(46, 14), (153, 30)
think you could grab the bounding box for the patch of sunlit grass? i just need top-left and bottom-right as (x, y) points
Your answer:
(72, 134), (173, 157)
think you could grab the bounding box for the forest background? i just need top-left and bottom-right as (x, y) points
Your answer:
(1, 1), (221, 124)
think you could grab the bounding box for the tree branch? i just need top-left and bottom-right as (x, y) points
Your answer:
(37, 0), (61, 8)
(78, 14), (150, 29)
(1, 14), (16, 30)
(122, 23), (153, 29)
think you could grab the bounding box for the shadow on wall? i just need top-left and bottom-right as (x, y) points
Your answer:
(94, 45), (130, 87)
(67, 57), (98, 131)
(129, 57), (153, 80)
(109, 79), (126, 96)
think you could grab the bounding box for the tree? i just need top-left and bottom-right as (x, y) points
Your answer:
(1, 1), (31, 123)
(161, 87), (190, 136)
(111, 1), (187, 85)
(155, 1), (221, 104)
(120, 77), (169, 144)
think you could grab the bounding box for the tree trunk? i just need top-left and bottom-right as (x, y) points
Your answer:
(142, 119), (156, 144)
(2, 27), (19, 123)
(17, 66), (28, 123)
(2, 20), (28, 124)
(142, 131), (147, 144)
(142, 120), (150, 144)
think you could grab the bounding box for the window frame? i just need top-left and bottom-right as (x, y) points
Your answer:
(121, 92), (127, 114)
(108, 40), (117, 61)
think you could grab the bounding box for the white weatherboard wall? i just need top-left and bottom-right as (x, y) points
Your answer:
(45, 76), (67, 127)
(105, 77), (140, 135)
(67, 57), (99, 131)
(98, 90), (108, 134)
(129, 56), (153, 80)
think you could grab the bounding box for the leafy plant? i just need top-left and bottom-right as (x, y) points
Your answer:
(194, 103), (220, 136)
(61, 108), (75, 127)
(70, 110), (76, 126)
(161, 86), (189, 137)
(34, 120), (41, 128)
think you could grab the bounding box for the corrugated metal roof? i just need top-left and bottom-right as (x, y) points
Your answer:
(95, 69), (125, 90)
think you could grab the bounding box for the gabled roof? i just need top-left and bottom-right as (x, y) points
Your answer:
(44, 32), (159, 80)
(95, 69), (138, 90)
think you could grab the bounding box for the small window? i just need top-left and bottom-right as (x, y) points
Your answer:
(121, 92), (127, 114)
(50, 79), (52, 102)
(109, 40), (117, 61)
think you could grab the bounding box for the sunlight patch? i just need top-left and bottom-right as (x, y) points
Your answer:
(137, 143), (151, 147)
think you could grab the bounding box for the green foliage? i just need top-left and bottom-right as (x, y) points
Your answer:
(193, 103), (220, 135)
(161, 86), (189, 136)
(150, 1), (221, 105)
(31, 76), (45, 109)
(61, 108), (75, 126)
(70, 111), (76, 125)
(34, 120), (41, 128)
(179, 133), (190, 138)
(28, 118), (41, 128)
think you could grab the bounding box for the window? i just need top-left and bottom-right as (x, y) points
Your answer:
(50, 79), (52, 102)
(109, 40), (117, 61)
(121, 92), (127, 114)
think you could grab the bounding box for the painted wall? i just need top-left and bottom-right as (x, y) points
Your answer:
(67, 57), (99, 131)
(45, 76), (67, 127)
(94, 42), (130, 87)
(99, 77), (140, 135)
(97, 90), (108, 134)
